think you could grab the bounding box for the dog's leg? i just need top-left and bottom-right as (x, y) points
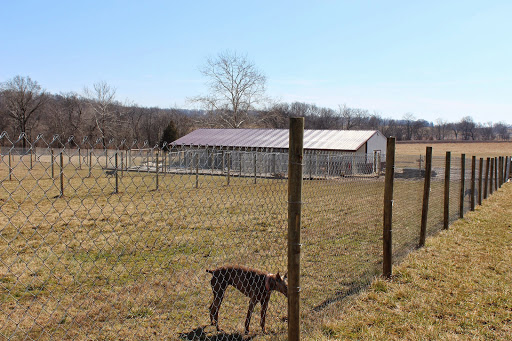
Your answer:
(260, 295), (270, 333)
(244, 297), (257, 334)
(209, 278), (227, 331)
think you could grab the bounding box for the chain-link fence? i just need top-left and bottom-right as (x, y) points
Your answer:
(1, 132), (510, 340)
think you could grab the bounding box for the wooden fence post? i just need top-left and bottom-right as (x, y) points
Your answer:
(506, 156), (510, 181)
(478, 158), (483, 206)
(490, 158), (494, 195)
(419, 147), (432, 247)
(484, 157), (490, 200)
(502, 156), (505, 186)
(443, 151), (451, 230)
(459, 154), (465, 218)
(494, 157), (498, 191)
(287, 117), (304, 341)
(470, 156), (476, 211)
(383, 137), (396, 278)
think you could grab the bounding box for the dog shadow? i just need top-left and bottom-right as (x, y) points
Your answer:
(178, 326), (254, 341)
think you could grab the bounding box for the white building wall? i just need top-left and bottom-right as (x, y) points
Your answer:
(366, 131), (387, 155)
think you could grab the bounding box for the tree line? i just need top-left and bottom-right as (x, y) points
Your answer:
(1, 63), (510, 149)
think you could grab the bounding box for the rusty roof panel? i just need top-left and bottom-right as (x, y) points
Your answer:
(172, 129), (379, 151)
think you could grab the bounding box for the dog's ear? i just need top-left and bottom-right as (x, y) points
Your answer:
(276, 272), (281, 281)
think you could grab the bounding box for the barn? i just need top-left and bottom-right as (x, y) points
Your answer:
(170, 129), (387, 178)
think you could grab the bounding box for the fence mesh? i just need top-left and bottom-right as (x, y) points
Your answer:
(1, 133), (509, 340)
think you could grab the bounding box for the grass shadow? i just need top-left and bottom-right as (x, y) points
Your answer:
(179, 326), (253, 341)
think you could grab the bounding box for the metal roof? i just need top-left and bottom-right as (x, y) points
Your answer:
(172, 129), (382, 151)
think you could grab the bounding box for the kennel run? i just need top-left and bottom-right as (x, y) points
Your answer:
(166, 128), (387, 178)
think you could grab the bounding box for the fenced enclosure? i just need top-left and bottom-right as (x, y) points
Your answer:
(1, 131), (510, 340)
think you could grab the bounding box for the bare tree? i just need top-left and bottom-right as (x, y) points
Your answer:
(435, 118), (448, 140)
(83, 81), (120, 147)
(460, 116), (476, 140)
(192, 51), (267, 128)
(494, 122), (510, 140)
(0, 75), (47, 146)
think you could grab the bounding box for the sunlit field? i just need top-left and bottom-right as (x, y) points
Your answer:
(1, 142), (509, 339)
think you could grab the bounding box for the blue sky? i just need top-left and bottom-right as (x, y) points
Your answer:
(1, 1), (510, 124)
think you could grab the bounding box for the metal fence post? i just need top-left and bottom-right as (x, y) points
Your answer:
(88, 150), (92, 178)
(51, 148), (55, 179)
(226, 153), (231, 186)
(443, 151), (451, 230)
(253, 153), (257, 184)
(59, 152), (64, 197)
(195, 153), (199, 189)
(459, 154), (465, 218)
(383, 137), (395, 278)
(8, 151), (12, 181)
(115, 152), (119, 194)
(288, 117), (303, 341)
(419, 146), (432, 247)
(156, 151), (160, 190)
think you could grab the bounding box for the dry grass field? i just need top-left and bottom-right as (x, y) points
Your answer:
(1, 155), (386, 340)
(315, 182), (512, 340)
(1, 142), (509, 340)
(397, 141), (512, 158)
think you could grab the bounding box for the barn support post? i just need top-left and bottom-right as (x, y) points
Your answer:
(443, 151), (451, 230)
(459, 154), (465, 218)
(478, 158), (483, 206)
(383, 137), (395, 278)
(484, 157), (490, 200)
(195, 153), (199, 189)
(470, 156), (476, 211)
(419, 146), (432, 247)
(287, 117), (304, 341)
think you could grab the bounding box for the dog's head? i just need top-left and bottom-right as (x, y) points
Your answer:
(265, 272), (288, 297)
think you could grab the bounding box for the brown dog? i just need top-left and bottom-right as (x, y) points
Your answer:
(206, 266), (287, 334)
